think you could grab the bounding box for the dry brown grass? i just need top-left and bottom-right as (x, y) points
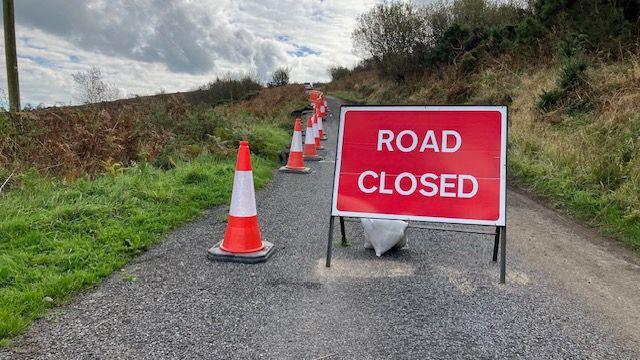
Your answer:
(0, 84), (307, 178)
(0, 95), (189, 177)
(237, 84), (306, 118)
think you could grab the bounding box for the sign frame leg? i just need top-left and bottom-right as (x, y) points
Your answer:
(499, 225), (506, 284)
(339, 216), (347, 246)
(325, 216), (335, 267)
(492, 226), (500, 262)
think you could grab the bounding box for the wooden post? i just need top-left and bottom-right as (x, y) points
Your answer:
(3, 0), (20, 111)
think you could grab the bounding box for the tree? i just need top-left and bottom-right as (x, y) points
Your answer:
(268, 67), (290, 87)
(72, 66), (122, 104)
(352, 2), (430, 80)
(328, 66), (351, 81)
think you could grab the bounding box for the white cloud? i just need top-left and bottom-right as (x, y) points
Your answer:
(0, 0), (381, 106)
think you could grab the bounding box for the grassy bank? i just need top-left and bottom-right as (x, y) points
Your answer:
(0, 85), (303, 344)
(326, 57), (640, 251)
(323, 0), (639, 251)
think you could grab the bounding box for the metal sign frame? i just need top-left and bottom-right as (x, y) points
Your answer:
(326, 104), (508, 283)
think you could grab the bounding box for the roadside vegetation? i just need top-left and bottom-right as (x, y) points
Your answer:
(326, 0), (640, 250)
(0, 83), (306, 344)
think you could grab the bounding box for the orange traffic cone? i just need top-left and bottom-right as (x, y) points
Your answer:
(207, 141), (274, 263)
(313, 114), (325, 150)
(279, 118), (310, 174)
(303, 116), (322, 161)
(318, 114), (327, 141)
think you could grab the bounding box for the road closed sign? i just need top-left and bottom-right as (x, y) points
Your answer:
(331, 105), (507, 226)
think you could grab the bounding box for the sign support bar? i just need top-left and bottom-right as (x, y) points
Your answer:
(325, 216), (335, 267)
(500, 225), (506, 284)
(326, 216), (507, 283)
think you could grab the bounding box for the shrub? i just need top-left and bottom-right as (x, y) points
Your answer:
(461, 52), (478, 74)
(537, 56), (590, 114)
(328, 66), (351, 81)
(268, 67), (290, 87)
(153, 141), (178, 170)
(537, 89), (563, 112)
(352, 2), (430, 80)
(557, 57), (588, 91)
(188, 74), (262, 106)
(534, 0), (640, 57)
(515, 16), (544, 48)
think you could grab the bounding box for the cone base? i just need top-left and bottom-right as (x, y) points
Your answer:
(207, 241), (274, 264)
(316, 145), (325, 150)
(321, 135), (328, 140)
(303, 155), (323, 161)
(279, 166), (311, 174)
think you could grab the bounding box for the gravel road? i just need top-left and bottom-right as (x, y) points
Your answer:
(3, 97), (640, 359)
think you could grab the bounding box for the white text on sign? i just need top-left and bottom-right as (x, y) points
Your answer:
(356, 130), (478, 198)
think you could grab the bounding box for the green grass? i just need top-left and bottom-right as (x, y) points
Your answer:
(326, 90), (368, 104)
(509, 140), (640, 250)
(0, 150), (285, 344)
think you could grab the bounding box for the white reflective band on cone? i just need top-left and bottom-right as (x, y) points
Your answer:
(229, 170), (257, 217)
(318, 117), (324, 131)
(291, 131), (303, 152)
(305, 125), (315, 144)
(312, 119), (319, 137)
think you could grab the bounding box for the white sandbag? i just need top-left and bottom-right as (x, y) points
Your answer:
(360, 218), (409, 257)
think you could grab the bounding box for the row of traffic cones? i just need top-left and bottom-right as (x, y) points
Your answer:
(208, 92), (329, 263)
(280, 92), (329, 173)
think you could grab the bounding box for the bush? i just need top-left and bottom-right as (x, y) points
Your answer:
(537, 89), (563, 112)
(352, 2), (430, 80)
(537, 56), (590, 114)
(328, 66), (351, 81)
(268, 67), (290, 87)
(534, 0), (640, 57)
(557, 57), (588, 91)
(188, 74), (262, 106)
(515, 16), (544, 48)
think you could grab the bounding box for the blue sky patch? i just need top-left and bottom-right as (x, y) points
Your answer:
(19, 55), (56, 68)
(19, 36), (46, 50)
(69, 55), (81, 63)
(288, 44), (320, 57)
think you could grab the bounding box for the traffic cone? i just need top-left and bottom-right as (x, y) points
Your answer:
(207, 141), (274, 263)
(313, 114), (325, 150)
(303, 116), (322, 161)
(279, 118), (310, 174)
(318, 115), (327, 141)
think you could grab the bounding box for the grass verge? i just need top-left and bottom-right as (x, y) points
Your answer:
(0, 85), (304, 346)
(0, 151), (286, 345)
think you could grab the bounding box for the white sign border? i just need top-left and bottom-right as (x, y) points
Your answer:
(330, 105), (507, 226)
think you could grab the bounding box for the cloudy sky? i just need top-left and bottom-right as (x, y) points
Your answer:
(0, 0), (388, 106)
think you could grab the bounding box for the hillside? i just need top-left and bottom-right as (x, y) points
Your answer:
(325, 0), (640, 250)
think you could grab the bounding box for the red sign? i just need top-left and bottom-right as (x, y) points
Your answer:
(331, 106), (507, 226)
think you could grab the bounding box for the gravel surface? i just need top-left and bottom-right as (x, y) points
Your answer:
(3, 97), (639, 359)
